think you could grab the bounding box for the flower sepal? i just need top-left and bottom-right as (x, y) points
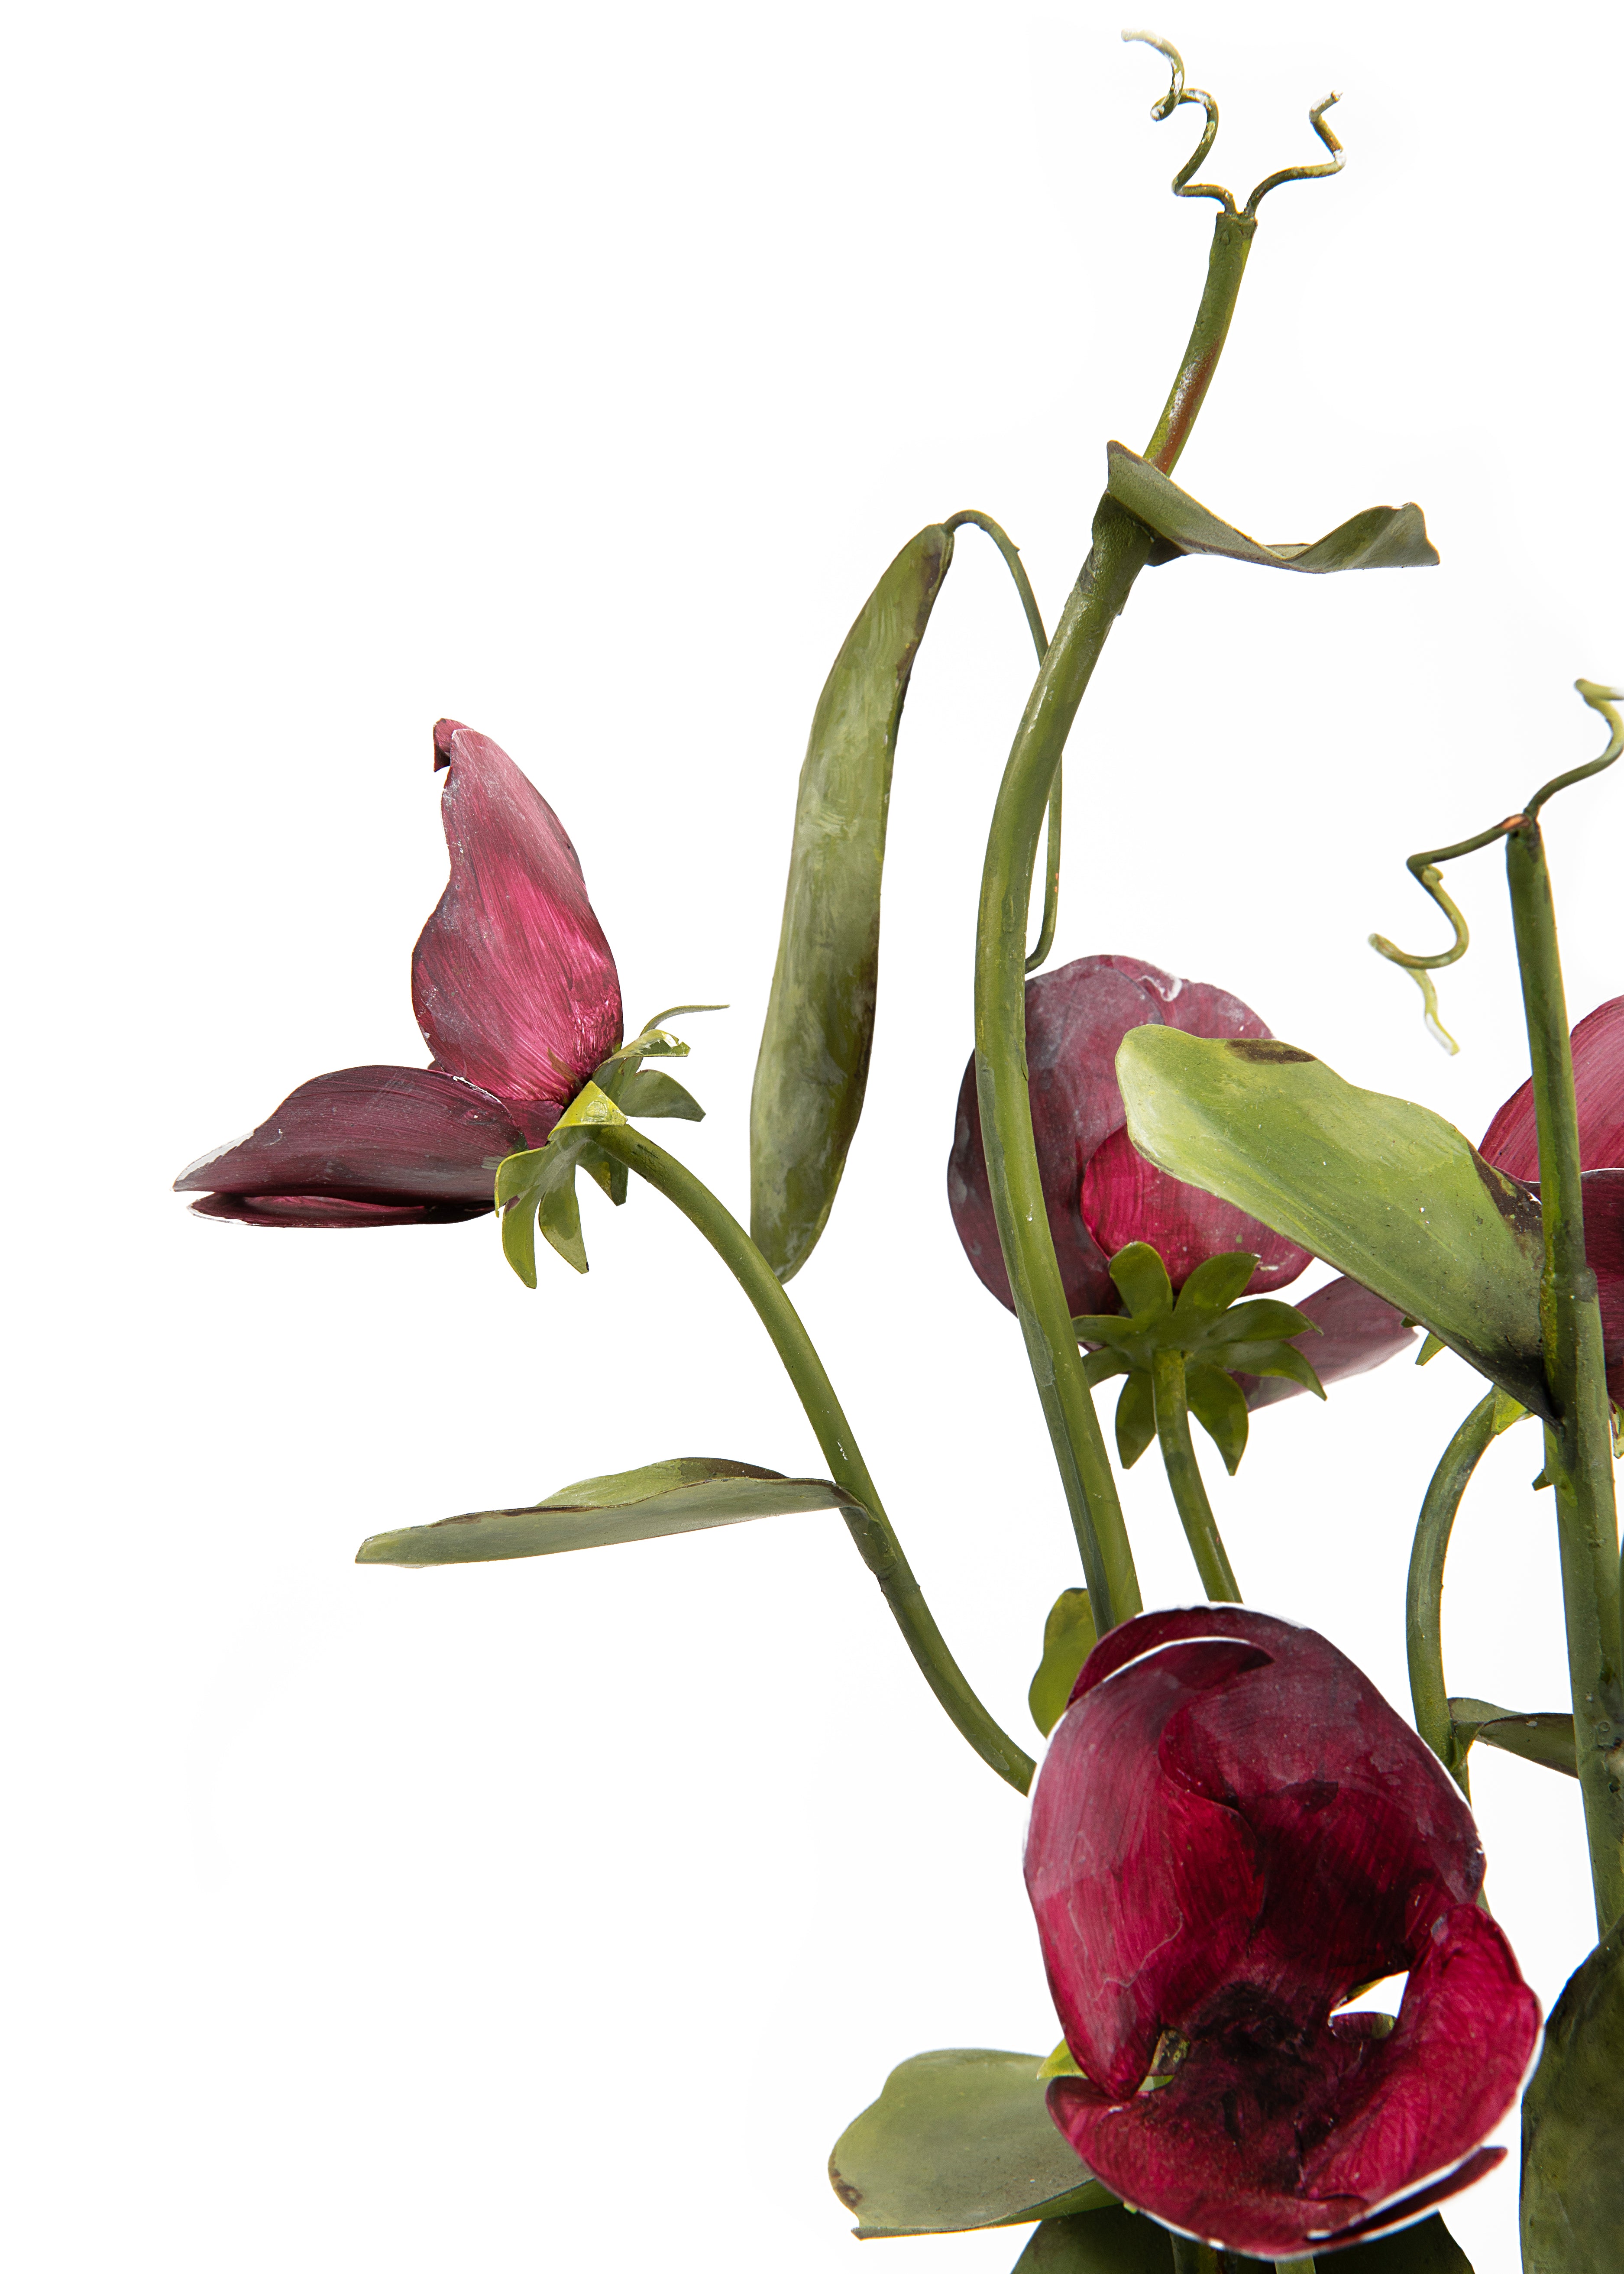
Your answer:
(1073, 1244), (1324, 1473)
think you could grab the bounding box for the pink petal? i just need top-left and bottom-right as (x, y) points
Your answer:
(949, 956), (1279, 1317)
(174, 1065), (526, 1224)
(410, 720), (622, 1122)
(1080, 1124), (1313, 1295)
(1242, 1276), (1417, 1409)
(1479, 994), (1624, 1177)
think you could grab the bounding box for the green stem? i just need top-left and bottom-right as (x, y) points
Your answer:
(587, 1119), (1036, 1795)
(1504, 821), (1624, 1932)
(971, 209), (1255, 1632)
(1151, 1348), (1242, 1601)
(1406, 1390), (1499, 1797)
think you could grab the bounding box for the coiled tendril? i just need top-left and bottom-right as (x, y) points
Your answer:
(1121, 30), (1344, 220)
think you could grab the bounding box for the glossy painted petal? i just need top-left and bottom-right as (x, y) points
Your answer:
(1028, 1610), (1529, 2258)
(174, 1064), (524, 1224)
(949, 956), (1277, 1317)
(1081, 1124), (1312, 1295)
(1243, 1277), (1417, 1411)
(1479, 995), (1624, 1177)
(411, 720), (622, 1127)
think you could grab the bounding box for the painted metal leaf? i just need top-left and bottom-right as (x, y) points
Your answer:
(1105, 443), (1439, 573)
(1449, 1697), (1577, 1778)
(1011, 2207), (1173, 2271)
(827, 2048), (1116, 2238)
(1521, 1919), (1624, 2273)
(1029, 1588), (1098, 1737)
(751, 524), (954, 1283)
(1115, 1032), (1550, 1417)
(355, 1457), (861, 1568)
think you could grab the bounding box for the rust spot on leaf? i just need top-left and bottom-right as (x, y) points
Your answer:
(828, 2160), (862, 2211)
(1226, 1040), (1315, 1066)
(1470, 1150), (1543, 1242)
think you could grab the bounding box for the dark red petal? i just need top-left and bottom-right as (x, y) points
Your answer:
(948, 956), (1277, 1316)
(411, 721), (622, 1115)
(174, 1065), (528, 1220)
(1080, 1124), (1313, 1295)
(1480, 994), (1624, 1176)
(1242, 1277), (1417, 1410)
(1581, 1171), (1624, 1395)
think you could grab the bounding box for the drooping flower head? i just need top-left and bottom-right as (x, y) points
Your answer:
(1025, 1607), (1540, 2258)
(176, 721), (622, 1225)
(948, 956), (1413, 1396)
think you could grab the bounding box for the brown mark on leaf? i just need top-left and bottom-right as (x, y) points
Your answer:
(1226, 1039), (1316, 1066)
(828, 2160), (862, 2211)
(1470, 1151), (1544, 1244)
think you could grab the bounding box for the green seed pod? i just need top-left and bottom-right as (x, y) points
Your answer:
(750, 524), (954, 1280)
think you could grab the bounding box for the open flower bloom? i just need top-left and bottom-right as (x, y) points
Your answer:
(1026, 1607), (1540, 2258)
(1478, 994), (1624, 1401)
(948, 956), (1413, 1397)
(176, 720), (622, 1225)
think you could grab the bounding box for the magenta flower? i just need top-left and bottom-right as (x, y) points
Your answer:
(1026, 1607), (1540, 2259)
(949, 956), (1411, 1395)
(176, 720), (622, 1226)
(1478, 994), (1624, 1402)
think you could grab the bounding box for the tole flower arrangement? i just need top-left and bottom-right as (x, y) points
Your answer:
(178, 33), (1622, 2274)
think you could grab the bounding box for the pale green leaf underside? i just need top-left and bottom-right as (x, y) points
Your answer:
(1106, 443), (1439, 572)
(1521, 1920), (1624, 2273)
(1115, 1030), (1549, 1417)
(356, 1456), (860, 1568)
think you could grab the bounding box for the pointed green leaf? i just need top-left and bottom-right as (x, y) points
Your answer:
(1449, 1697), (1578, 1778)
(1071, 1316), (1140, 1353)
(615, 1066), (705, 1121)
(1011, 2208), (1174, 2272)
(1202, 1296), (1316, 1345)
(355, 1457), (862, 1568)
(1106, 442), (1439, 573)
(1107, 1242), (1174, 1324)
(1171, 1249), (1258, 1320)
(1115, 1030), (1550, 1417)
(1114, 1372), (1156, 1470)
(496, 1126), (615, 1284)
(1220, 1341), (1326, 1396)
(1521, 1919), (1624, 2272)
(1080, 1349), (1131, 1388)
(1185, 1362), (1250, 1474)
(750, 524), (954, 1283)
(1029, 1589), (1098, 1736)
(538, 1173), (588, 1273)
(827, 2048), (1115, 2238)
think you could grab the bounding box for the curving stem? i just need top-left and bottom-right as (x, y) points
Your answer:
(586, 1118), (1037, 1794)
(1406, 1389), (1500, 1795)
(1151, 1348), (1242, 1602)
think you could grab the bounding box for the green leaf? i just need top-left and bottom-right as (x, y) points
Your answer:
(614, 1066), (705, 1121)
(1106, 442), (1439, 573)
(1114, 1371), (1157, 1469)
(1449, 1697), (1578, 1778)
(827, 2048), (1116, 2238)
(1171, 1249), (1258, 1320)
(495, 1082), (633, 1284)
(750, 524), (954, 1283)
(1185, 1362), (1249, 1475)
(1029, 1589), (1098, 1736)
(1010, 2207), (1173, 2272)
(1338, 2216), (1474, 2271)
(1202, 1297), (1315, 1345)
(1107, 1242), (1174, 1324)
(355, 1457), (862, 1568)
(1115, 1030), (1550, 1418)
(1521, 1918), (1624, 2272)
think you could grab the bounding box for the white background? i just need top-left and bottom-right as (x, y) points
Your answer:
(5, 4), (1620, 2269)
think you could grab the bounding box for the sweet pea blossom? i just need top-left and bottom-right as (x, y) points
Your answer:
(175, 720), (621, 1226)
(1025, 1607), (1540, 2259)
(1478, 993), (1624, 1401)
(948, 956), (1413, 1396)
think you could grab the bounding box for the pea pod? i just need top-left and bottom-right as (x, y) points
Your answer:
(750, 524), (954, 1281)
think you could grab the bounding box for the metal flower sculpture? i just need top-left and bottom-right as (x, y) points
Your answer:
(1026, 1607), (1542, 2259)
(175, 720), (623, 1226)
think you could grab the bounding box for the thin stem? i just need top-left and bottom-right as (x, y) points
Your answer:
(971, 209), (1255, 1632)
(1406, 1390), (1499, 1797)
(1504, 820), (1624, 1932)
(587, 1119), (1036, 1795)
(1151, 1348), (1241, 1601)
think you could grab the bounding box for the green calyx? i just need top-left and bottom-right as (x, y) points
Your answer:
(494, 1007), (722, 1284)
(1072, 1244), (1323, 1474)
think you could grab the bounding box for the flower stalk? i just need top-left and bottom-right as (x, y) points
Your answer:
(1151, 1348), (1242, 1602)
(586, 1118), (1036, 1795)
(1406, 1389), (1500, 1796)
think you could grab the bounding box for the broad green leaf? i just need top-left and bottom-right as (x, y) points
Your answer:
(1449, 1697), (1578, 1778)
(1029, 1589), (1098, 1736)
(1521, 1919), (1624, 2272)
(356, 1457), (861, 1568)
(1106, 442), (1439, 573)
(828, 2048), (1115, 2238)
(1011, 2207), (1173, 2271)
(1115, 1031), (1550, 1417)
(750, 524), (954, 1284)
